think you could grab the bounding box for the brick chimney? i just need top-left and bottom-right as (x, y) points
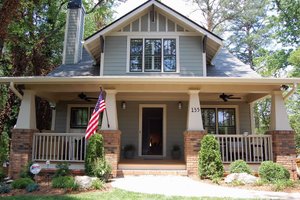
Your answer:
(62, 0), (85, 64)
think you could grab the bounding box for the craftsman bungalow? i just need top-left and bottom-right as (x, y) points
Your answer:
(1, 0), (300, 178)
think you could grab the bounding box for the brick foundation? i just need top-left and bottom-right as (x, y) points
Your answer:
(100, 130), (121, 177)
(9, 129), (37, 179)
(266, 130), (297, 179)
(184, 131), (206, 176)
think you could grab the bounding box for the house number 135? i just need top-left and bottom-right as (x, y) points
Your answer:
(191, 107), (200, 112)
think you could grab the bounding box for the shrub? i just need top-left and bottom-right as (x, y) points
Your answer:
(51, 176), (78, 190)
(92, 158), (112, 181)
(229, 160), (252, 174)
(26, 183), (39, 192)
(85, 133), (111, 181)
(54, 162), (70, 177)
(91, 179), (104, 190)
(12, 178), (34, 189)
(20, 161), (35, 180)
(0, 168), (5, 182)
(259, 161), (290, 183)
(0, 183), (11, 194)
(198, 135), (224, 179)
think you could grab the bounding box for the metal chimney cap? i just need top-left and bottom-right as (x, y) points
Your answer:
(67, 0), (82, 9)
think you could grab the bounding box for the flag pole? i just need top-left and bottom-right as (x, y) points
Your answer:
(100, 87), (110, 128)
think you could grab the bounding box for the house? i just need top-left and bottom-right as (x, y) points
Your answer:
(1, 0), (300, 179)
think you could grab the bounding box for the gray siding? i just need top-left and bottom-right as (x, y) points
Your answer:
(118, 101), (187, 159)
(55, 101), (68, 133)
(179, 36), (203, 76)
(103, 36), (127, 75)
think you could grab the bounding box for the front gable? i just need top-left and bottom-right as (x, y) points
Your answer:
(84, 0), (223, 77)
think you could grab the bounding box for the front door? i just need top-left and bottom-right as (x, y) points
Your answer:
(139, 105), (166, 157)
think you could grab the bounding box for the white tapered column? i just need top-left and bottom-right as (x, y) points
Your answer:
(270, 91), (292, 131)
(15, 90), (36, 129)
(101, 90), (118, 130)
(187, 90), (204, 131)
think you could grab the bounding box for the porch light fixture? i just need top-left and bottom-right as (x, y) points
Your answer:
(178, 101), (182, 109)
(121, 101), (126, 110)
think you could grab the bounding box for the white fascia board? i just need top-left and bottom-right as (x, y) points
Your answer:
(2, 76), (300, 85)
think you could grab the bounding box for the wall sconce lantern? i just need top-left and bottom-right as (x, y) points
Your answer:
(178, 101), (182, 109)
(121, 101), (126, 110)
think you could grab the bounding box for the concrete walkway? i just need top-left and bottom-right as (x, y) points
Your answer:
(111, 175), (300, 199)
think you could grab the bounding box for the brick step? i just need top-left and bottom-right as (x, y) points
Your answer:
(117, 169), (188, 176)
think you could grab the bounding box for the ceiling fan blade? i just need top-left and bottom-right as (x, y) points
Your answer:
(228, 97), (241, 99)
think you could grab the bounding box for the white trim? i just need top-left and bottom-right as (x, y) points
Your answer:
(203, 52), (207, 76)
(138, 104), (167, 158)
(127, 36), (180, 73)
(74, 9), (81, 64)
(100, 52), (104, 76)
(66, 104), (95, 133)
(201, 105), (240, 135)
(85, 1), (222, 45)
(62, 10), (70, 65)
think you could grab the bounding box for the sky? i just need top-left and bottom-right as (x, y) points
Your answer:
(114, 0), (201, 24)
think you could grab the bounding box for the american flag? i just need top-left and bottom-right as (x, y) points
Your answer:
(85, 91), (106, 140)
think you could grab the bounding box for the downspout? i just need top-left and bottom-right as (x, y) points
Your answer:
(283, 83), (298, 101)
(9, 82), (22, 100)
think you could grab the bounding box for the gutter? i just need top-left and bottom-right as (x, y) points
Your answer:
(283, 83), (298, 101)
(9, 82), (23, 100)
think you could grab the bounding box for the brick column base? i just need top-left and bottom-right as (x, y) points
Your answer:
(9, 129), (36, 179)
(184, 131), (206, 176)
(266, 130), (297, 179)
(100, 130), (121, 177)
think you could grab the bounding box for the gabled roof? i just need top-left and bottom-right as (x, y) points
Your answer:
(84, 0), (223, 64)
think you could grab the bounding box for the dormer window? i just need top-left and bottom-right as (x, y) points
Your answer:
(129, 38), (177, 73)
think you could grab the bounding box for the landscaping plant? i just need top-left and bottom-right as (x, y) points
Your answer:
(51, 176), (78, 190)
(25, 183), (39, 192)
(198, 134), (224, 179)
(19, 161), (34, 180)
(258, 161), (290, 183)
(11, 178), (34, 189)
(85, 133), (111, 180)
(54, 162), (71, 177)
(91, 178), (104, 190)
(229, 159), (252, 174)
(0, 183), (11, 194)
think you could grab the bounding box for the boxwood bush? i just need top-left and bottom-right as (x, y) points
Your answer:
(198, 134), (224, 179)
(12, 178), (34, 189)
(229, 160), (252, 174)
(259, 161), (290, 183)
(51, 176), (78, 189)
(85, 134), (111, 180)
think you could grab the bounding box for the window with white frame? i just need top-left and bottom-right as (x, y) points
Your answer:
(202, 108), (236, 134)
(129, 38), (177, 72)
(70, 106), (103, 129)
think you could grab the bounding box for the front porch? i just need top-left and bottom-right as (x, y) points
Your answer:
(7, 78), (298, 178)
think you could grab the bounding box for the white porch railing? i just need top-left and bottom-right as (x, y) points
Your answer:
(32, 133), (86, 162)
(215, 135), (273, 163)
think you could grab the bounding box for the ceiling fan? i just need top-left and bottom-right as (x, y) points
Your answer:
(219, 93), (241, 102)
(78, 92), (98, 102)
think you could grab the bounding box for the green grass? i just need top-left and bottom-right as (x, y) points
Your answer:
(1, 188), (234, 200)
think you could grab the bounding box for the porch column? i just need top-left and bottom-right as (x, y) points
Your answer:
(187, 90), (203, 131)
(184, 90), (206, 176)
(100, 89), (121, 177)
(101, 89), (118, 130)
(10, 90), (37, 179)
(267, 91), (297, 179)
(15, 90), (36, 129)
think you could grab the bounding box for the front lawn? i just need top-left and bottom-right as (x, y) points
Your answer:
(1, 188), (232, 200)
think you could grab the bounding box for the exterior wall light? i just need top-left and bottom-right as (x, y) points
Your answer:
(122, 101), (126, 110)
(178, 101), (182, 109)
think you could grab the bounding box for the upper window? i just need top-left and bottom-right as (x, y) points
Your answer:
(202, 108), (236, 134)
(129, 38), (177, 72)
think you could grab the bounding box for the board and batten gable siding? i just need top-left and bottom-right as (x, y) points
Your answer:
(180, 36), (203, 76)
(117, 101), (186, 159)
(103, 36), (127, 75)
